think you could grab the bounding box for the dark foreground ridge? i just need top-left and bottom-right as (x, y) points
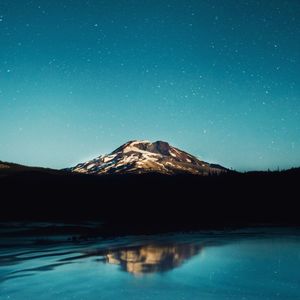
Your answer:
(0, 161), (300, 234)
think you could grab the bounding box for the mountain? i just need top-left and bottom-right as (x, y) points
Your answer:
(69, 140), (228, 175)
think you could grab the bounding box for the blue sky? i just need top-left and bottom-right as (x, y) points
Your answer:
(0, 0), (299, 171)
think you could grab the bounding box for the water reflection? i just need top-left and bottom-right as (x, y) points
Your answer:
(1, 228), (300, 300)
(104, 243), (202, 274)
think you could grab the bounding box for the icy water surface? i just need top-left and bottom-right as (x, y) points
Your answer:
(0, 226), (300, 300)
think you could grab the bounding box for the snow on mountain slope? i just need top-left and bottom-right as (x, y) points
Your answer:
(70, 140), (228, 175)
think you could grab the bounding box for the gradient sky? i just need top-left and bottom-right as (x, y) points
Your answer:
(0, 0), (299, 171)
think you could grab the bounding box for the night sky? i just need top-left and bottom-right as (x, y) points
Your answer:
(0, 1), (299, 171)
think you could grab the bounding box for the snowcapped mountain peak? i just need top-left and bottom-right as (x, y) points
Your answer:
(70, 140), (228, 175)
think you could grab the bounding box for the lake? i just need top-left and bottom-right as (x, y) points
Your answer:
(0, 225), (300, 299)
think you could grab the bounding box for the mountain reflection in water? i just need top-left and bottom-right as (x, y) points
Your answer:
(104, 244), (202, 274)
(1, 227), (300, 300)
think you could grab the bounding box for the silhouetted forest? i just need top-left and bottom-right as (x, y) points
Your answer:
(0, 165), (299, 234)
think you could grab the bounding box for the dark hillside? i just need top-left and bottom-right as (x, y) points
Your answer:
(0, 167), (299, 233)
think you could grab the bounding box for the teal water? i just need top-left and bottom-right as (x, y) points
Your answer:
(0, 227), (300, 300)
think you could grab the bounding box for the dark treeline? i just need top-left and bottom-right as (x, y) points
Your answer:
(0, 168), (299, 233)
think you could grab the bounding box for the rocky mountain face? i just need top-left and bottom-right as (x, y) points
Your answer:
(70, 140), (227, 175)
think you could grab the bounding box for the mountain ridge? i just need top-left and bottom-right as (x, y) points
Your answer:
(69, 140), (228, 175)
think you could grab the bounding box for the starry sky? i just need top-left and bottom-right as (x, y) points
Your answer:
(0, 0), (299, 171)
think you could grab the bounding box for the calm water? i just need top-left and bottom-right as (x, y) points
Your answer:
(0, 226), (300, 300)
